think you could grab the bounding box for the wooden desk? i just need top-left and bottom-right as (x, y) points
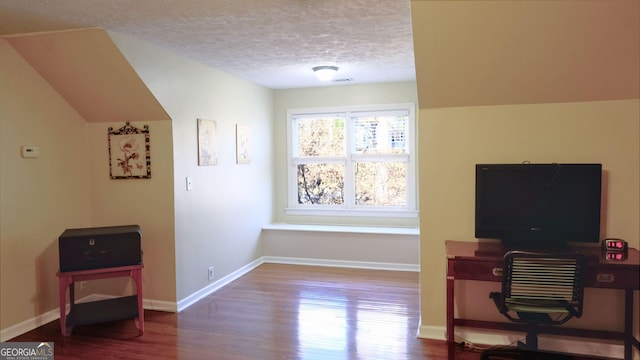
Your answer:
(57, 264), (144, 336)
(446, 240), (639, 360)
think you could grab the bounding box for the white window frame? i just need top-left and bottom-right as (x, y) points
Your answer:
(286, 103), (417, 218)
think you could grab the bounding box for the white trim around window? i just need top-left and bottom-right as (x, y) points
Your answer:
(286, 103), (417, 218)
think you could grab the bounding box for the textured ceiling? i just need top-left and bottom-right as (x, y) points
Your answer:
(0, 0), (416, 89)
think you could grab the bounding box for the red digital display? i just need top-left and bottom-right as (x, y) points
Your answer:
(603, 239), (628, 261)
(604, 239), (627, 251)
(605, 251), (626, 261)
(607, 241), (624, 249)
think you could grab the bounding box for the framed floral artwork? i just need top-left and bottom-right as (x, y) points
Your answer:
(197, 118), (218, 166)
(108, 122), (151, 179)
(236, 124), (250, 164)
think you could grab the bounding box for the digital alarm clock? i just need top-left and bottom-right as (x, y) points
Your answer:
(602, 238), (628, 261)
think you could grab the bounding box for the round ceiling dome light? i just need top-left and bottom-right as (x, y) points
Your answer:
(312, 66), (339, 81)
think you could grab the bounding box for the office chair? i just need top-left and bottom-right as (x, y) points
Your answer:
(482, 250), (586, 358)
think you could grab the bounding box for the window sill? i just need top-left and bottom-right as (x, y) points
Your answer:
(262, 223), (419, 236)
(284, 207), (418, 218)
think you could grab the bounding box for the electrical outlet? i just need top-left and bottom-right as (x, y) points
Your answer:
(208, 266), (214, 281)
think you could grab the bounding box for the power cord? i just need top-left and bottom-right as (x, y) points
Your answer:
(456, 336), (525, 353)
(456, 339), (494, 352)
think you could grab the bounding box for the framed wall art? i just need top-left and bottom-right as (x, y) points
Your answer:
(197, 118), (218, 166)
(236, 124), (251, 164)
(108, 122), (151, 179)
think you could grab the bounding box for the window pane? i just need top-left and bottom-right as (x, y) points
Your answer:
(355, 162), (406, 206)
(353, 115), (407, 154)
(297, 117), (345, 157)
(297, 163), (344, 205)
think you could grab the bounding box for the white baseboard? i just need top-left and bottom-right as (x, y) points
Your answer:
(0, 294), (177, 341)
(0, 307), (61, 342)
(262, 256), (420, 272)
(0, 295), (99, 341)
(417, 324), (446, 341)
(143, 298), (177, 312)
(174, 256), (418, 313)
(417, 325), (631, 359)
(176, 257), (265, 312)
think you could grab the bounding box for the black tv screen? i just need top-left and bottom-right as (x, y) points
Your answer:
(475, 163), (602, 247)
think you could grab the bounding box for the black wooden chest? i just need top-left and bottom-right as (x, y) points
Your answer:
(58, 225), (142, 272)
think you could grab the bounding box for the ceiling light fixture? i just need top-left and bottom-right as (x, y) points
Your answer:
(312, 66), (339, 81)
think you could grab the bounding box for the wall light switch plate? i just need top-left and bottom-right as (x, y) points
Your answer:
(186, 177), (193, 191)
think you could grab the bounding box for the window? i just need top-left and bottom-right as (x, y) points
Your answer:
(287, 104), (416, 217)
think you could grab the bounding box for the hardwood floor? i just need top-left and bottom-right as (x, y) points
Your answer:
(9, 264), (489, 359)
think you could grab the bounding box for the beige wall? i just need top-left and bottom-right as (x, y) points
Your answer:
(262, 228), (419, 267)
(0, 39), (92, 330)
(272, 82), (419, 227)
(87, 120), (176, 305)
(418, 99), (640, 352)
(110, 32), (275, 302)
(410, 0), (639, 109)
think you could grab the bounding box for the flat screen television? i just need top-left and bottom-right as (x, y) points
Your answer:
(475, 163), (602, 248)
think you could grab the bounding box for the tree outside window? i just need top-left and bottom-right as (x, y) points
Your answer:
(288, 104), (416, 216)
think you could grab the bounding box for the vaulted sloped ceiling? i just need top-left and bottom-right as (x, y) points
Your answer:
(411, 0), (640, 109)
(4, 28), (170, 123)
